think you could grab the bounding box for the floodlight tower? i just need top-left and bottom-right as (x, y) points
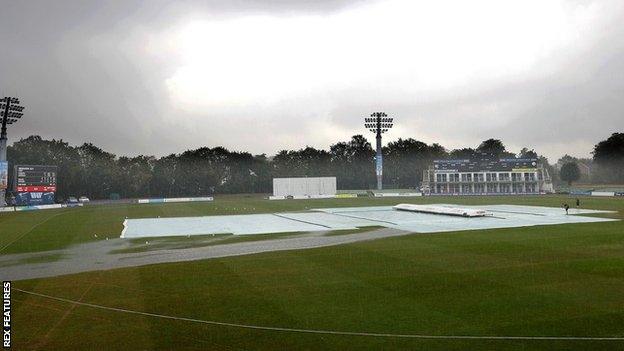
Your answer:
(364, 112), (393, 190)
(0, 97), (25, 206)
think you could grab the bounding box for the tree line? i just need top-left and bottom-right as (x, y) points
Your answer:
(5, 133), (623, 200)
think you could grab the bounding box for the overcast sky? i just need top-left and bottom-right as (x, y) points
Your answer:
(1, 0), (623, 161)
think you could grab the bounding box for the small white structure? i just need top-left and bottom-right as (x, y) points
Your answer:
(591, 191), (615, 197)
(273, 177), (337, 197)
(393, 204), (491, 217)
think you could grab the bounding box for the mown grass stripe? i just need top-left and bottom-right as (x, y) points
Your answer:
(14, 288), (624, 341)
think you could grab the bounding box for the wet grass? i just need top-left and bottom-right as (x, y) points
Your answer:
(5, 195), (624, 350)
(1, 193), (619, 255)
(112, 232), (296, 254)
(111, 226), (385, 254)
(322, 226), (385, 236)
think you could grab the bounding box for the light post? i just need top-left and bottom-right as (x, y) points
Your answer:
(364, 112), (393, 190)
(0, 97), (25, 206)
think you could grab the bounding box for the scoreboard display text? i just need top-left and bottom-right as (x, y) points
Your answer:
(14, 165), (57, 192)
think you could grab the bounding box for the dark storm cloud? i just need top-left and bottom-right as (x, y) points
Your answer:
(0, 0), (379, 156)
(1, 0), (623, 161)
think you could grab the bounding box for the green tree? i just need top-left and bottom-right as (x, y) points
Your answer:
(330, 135), (375, 189)
(115, 155), (154, 198)
(449, 148), (476, 160)
(476, 139), (515, 158)
(150, 154), (178, 197)
(384, 138), (447, 188)
(272, 147), (331, 178)
(592, 132), (624, 183)
(560, 162), (581, 186)
(5, 134), (560, 199)
(77, 143), (116, 199)
(518, 147), (538, 159)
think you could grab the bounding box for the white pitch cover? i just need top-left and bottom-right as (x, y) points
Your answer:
(393, 204), (491, 217)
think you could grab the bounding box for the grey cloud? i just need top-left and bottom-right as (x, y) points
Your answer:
(1, 0), (623, 162)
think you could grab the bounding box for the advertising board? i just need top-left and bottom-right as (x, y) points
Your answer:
(0, 161), (7, 190)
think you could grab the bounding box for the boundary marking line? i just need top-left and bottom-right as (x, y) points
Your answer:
(15, 288), (624, 341)
(0, 210), (69, 253)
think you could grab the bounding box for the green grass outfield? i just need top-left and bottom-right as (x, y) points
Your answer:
(3, 194), (624, 350)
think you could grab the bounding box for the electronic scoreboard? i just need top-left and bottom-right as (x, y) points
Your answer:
(14, 165), (57, 192)
(13, 165), (57, 205)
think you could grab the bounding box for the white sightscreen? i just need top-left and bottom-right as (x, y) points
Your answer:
(273, 177), (337, 196)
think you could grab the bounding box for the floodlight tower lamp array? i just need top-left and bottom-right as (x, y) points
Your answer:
(364, 112), (394, 190)
(1, 96), (25, 206)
